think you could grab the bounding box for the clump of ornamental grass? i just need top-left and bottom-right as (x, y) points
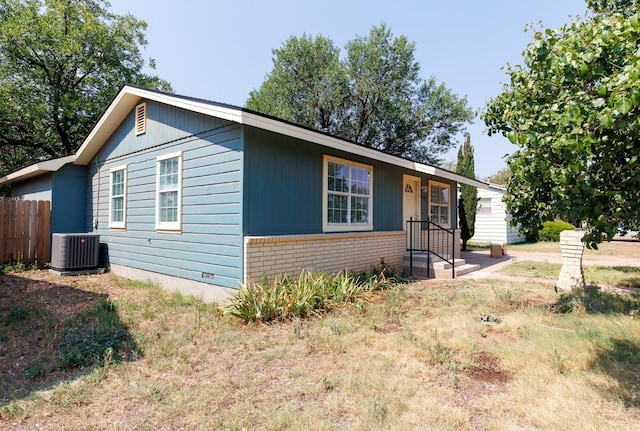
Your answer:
(223, 268), (399, 323)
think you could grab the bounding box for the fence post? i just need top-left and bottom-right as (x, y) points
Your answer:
(39, 200), (51, 264)
(0, 199), (7, 263)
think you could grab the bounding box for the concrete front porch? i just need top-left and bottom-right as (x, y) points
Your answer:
(403, 251), (483, 279)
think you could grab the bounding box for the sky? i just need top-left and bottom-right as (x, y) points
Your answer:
(107, 0), (589, 179)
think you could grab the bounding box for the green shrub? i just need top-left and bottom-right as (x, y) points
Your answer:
(223, 268), (400, 323)
(538, 220), (576, 242)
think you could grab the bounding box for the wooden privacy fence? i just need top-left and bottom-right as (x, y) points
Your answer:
(0, 198), (51, 265)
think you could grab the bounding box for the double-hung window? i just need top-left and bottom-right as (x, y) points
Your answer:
(156, 152), (182, 231)
(429, 181), (450, 226)
(109, 166), (127, 229)
(323, 155), (373, 232)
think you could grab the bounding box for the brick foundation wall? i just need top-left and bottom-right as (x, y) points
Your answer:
(244, 231), (406, 284)
(556, 230), (585, 291)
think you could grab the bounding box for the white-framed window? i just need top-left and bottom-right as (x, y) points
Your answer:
(429, 181), (450, 226)
(477, 197), (492, 215)
(323, 155), (373, 232)
(109, 165), (127, 229)
(156, 152), (182, 231)
(135, 102), (146, 136)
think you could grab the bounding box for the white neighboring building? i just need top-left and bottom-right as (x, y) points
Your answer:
(470, 184), (526, 244)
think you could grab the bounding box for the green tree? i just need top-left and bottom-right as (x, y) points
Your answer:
(485, 167), (511, 185)
(245, 34), (349, 134)
(0, 0), (171, 177)
(247, 24), (473, 165)
(482, 4), (640, 246)
(456, 134), (477, 251)
(586, 0), (638, 15)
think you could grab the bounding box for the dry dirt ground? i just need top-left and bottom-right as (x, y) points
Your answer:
(0, 270), (142, 402)
(4, 244), (640, 399)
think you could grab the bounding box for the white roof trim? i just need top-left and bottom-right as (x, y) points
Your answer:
(488, 183), (507, 192)
(0, 155), (76, 186)
(74, 85), (488, 189)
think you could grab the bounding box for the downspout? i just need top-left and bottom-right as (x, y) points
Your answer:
(93, 158), (100, 232)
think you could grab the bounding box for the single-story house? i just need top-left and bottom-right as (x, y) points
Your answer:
(1, 85), (488, 301)
(470, 184), (526, 245)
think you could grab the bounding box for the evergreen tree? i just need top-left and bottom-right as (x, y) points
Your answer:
(456, 134), (477, 251)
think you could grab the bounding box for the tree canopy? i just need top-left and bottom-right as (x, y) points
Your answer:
(247, 24), (473, 165)
(482, 3), (640, 246)
(0, 0), (171, 177)
(456, 134), (477, 251)
(484, 167), (511, 185)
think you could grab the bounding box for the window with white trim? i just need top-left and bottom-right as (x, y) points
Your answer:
(429, 181), (450, 226)
(135, 102), (146, 135)
(477, 197), (492, 215)
(156, 152), (182, 231)
(109, 166), (127, 229)
(323, 155), (373, 232)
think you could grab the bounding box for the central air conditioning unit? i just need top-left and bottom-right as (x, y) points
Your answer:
(50, 233), (100, 274)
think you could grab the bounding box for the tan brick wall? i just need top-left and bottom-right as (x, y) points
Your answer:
(557, 230), (585, 291)
(244, 231), (406, 284)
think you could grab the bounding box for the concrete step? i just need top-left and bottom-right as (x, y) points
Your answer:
(434, 263), (481, 279)
(403, 252), (480, 279)
(432, 259), (466, 270)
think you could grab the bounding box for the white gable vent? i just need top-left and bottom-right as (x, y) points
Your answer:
(50, 233), (100, 274)
(135, 102), (146, 135)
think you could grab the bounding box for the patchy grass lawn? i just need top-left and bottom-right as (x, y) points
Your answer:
(499, 261), (640, 289)
(1, 270), (639, 430)
(509, 240), (640, 258)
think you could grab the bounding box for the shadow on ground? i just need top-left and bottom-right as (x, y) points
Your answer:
(0, 272), (140, 405)
(589, 338), (640, 408)
(553, 286), (640, 315)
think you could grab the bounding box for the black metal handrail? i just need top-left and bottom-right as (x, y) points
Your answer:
(406, 217), (456, 278)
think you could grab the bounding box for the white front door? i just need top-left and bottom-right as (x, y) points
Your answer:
(403, 175), (421, 248)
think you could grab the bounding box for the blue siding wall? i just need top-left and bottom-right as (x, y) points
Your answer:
(86, 100), (243, 290)
(244, 127), (426, 235)
(243, 127), (450, 234)
(52, 164), (87, 233)
(11, 174), (53, 201)
(243, 127), (322, 234)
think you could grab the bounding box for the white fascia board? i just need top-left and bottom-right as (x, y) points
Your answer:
(240, 112), (489, 189)
(488, 183), (507, 192)
(240, 111), (416, 168)
(242, 111), (488, 189)
(0, 155), (76, 186)
(432, 168), (490, 189)
(75, 90), (140, 165)
(73, 85), (489, 191)
(75, 86), (244, 165)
